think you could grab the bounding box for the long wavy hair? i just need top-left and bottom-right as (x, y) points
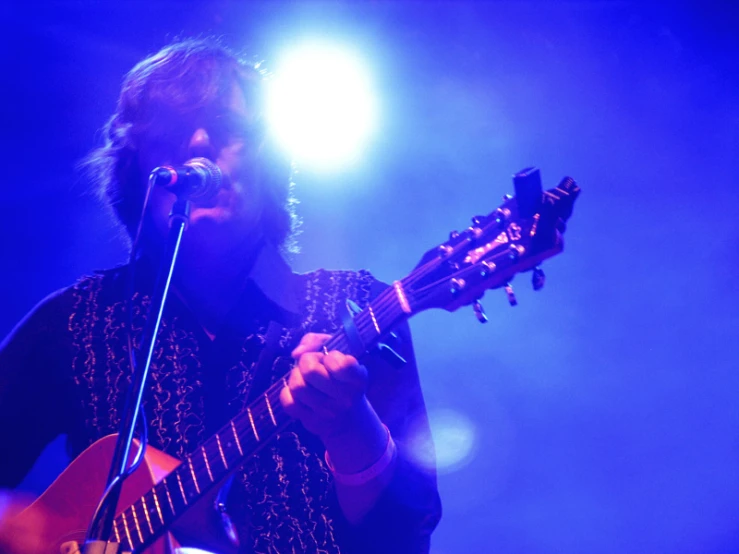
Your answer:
(83, 38), (297, 253)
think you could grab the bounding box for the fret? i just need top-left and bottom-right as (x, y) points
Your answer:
(368, 306), (381, 334)
(188, 458), (201, 494)
(121, 510), (135, 550)
(141, 495), (155, 534)
(103, 292), (412, 554)
(230, 420), (244, 455)
(130, 506), (144, 544)
(112, 518), (121, 544)
(162, 479), (176, 514)
(151, 489), (164, 525)
(106, 273), (425, 554)
(202, 446), (214, 482)
(175, 472), (189, 506)
(247, 407), (260, 442)
(264, 392), (277, 426)
(215, 432), (229, 469)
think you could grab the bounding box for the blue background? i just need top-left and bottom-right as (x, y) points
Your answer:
(2, 1), (738, 552)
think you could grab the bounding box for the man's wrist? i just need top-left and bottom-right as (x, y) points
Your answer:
(321, 396), (389, 475)
(325, 424), (396, 486)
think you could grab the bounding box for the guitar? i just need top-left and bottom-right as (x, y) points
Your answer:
(14, 168), (580, 553)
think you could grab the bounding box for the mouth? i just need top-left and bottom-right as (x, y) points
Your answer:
(192, 185), (231, 209)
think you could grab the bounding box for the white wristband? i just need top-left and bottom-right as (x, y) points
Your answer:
(325, 425), (397, 486)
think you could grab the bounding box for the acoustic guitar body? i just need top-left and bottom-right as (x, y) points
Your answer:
(13, 435), (235, 554)
(10, 169), (581, 554)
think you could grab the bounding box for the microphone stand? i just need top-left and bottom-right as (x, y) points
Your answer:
(82, 197), (191, 554)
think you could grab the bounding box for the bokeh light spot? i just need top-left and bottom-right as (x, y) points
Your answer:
(406, 408), (478, 474)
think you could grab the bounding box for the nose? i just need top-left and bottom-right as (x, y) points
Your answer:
(187, 128), (217, 161)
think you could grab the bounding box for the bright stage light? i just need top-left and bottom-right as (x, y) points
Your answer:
(266, 43), (378, 171)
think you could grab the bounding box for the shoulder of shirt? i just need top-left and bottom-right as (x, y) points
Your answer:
(66, 264), (136, 297)
(1, 275), (96, 345)
(297, 268), (389, 304)
(32, 265), (125, 312)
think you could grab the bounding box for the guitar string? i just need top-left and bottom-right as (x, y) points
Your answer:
(122, 211), (540, 548)
(122, 257), (444, 548)
(126, 210), (541, 547)
(127, 381), (295, 548)
(120, 298), (414, 550)
(178, 260), (439, 485)
(125, 319), (397, 547)
(212, 239), (512, 488)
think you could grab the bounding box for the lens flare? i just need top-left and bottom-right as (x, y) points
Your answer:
(266, 42), (378, 171)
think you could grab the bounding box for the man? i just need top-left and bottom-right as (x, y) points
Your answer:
(0, 39), (441, 553)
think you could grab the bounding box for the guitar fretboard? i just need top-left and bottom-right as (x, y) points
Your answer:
(111, 281), (410, 552)
(101, 175), (579, 552)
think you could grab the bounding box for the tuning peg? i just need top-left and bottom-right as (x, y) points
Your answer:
(471, 215), (485, 226)
(450, 278), (466, 294)
(532, 267), (545, 291)
(508, 243), (522, 260)
(504, 283), (517, 306)
(473, 300), (488, 323)
(493, 207), (510, 227)
(438, 244), (454, 257)
(480, 260), (496, 278)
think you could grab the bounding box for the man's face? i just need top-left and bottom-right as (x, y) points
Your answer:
(137, 80), (265, 252)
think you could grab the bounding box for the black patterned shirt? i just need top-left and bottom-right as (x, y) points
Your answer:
(0, 245), (441, 553)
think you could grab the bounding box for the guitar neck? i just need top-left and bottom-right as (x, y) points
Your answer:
(113, 282), (410, 553)
(109, 174), (581, 552)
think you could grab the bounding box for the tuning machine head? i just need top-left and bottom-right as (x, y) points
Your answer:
(504, 283), (517, 306)
(473, 300), (488, 323)
(532, 267), (545, 291)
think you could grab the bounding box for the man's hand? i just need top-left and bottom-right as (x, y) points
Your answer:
(279, 332), (369, 441)
(279, 333), (397, 523)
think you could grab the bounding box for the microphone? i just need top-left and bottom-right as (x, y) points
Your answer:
(150, 157), (224, 201)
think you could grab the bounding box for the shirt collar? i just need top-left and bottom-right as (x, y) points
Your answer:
(246, 242), (302, 318)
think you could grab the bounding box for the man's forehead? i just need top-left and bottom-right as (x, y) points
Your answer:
(201, 74), (263, 121)
(143, 77), (261, 126)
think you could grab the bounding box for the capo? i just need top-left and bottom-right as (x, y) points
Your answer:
(345, 299), (407, 368)
(342, 300), (367, 355)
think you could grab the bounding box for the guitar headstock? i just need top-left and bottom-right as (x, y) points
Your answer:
(402, 168), (580, 316)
